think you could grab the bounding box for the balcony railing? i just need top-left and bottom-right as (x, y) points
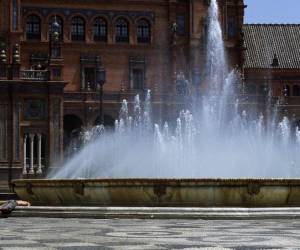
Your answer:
(20, 70), (49, 81)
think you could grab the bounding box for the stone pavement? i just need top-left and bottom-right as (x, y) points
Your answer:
(0, 217), (300, 249)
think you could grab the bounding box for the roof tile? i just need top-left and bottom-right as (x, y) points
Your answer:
(243, 24), (300, 69)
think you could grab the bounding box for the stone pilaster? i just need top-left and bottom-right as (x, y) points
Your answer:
(28, 134), (34, 175)
(49, 95), (64, 169)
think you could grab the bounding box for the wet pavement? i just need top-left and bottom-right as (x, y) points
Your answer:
(0, 217), (299, 249)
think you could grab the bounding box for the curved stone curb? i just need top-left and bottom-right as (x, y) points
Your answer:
(11, 206), (300, 219)
(13, 178), (300, 207)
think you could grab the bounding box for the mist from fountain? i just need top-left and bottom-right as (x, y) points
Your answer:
(50, 0), (300, 179)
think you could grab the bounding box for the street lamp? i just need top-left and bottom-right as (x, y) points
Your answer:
(97, 68), (106, 125)
(51, 16), (60, 41)
(50, 16), (61, 58)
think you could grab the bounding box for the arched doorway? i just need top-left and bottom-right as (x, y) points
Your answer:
(94, 114), (115, 128)
(293, 85), (300, 96)
(63, 114), (83, 158)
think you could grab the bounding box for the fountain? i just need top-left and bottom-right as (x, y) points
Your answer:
(12, 0), (300, 207)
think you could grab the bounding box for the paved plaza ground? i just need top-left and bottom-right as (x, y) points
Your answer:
(0, 217), (300, 249)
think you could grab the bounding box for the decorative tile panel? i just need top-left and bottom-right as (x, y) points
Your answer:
(23, 99), (46, 120)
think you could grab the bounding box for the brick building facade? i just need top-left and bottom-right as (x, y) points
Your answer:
(4, 0), (292, 191)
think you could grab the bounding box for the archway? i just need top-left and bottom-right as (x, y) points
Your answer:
(63, 114), (83, 157)
(94, 114), (115, 129)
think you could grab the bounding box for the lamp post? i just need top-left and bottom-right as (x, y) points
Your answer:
(0, 44), (7, 79)
(97, 68), (106, 125)
(50, 16), (61, 58)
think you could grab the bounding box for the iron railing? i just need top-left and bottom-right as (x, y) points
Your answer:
(20, 70), (49, 81)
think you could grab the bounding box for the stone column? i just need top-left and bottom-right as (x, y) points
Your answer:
(36, 134), (42, 174)
(22, 134), (27, 175)
(29, 133), (35, 174)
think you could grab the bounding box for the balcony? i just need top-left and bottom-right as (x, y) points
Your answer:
(20, 70), (49, 81)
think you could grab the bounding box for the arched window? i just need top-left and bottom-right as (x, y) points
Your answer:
(71, 16), (85, 41)
(115, 18), (129, 43)
(293, 85), (300, 96)
(227, 16), (237, 38)
(26, 14), (41, 40)
(246, 84), (256, 95)
(93, 17), (107, 42)
(48, 16), (63, 41)
(137, 19), (151, 44)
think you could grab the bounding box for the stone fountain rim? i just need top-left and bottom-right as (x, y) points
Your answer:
(12, 178), (300, 186)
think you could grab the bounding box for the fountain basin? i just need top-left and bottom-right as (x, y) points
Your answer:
(12, 178), (300, 207)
